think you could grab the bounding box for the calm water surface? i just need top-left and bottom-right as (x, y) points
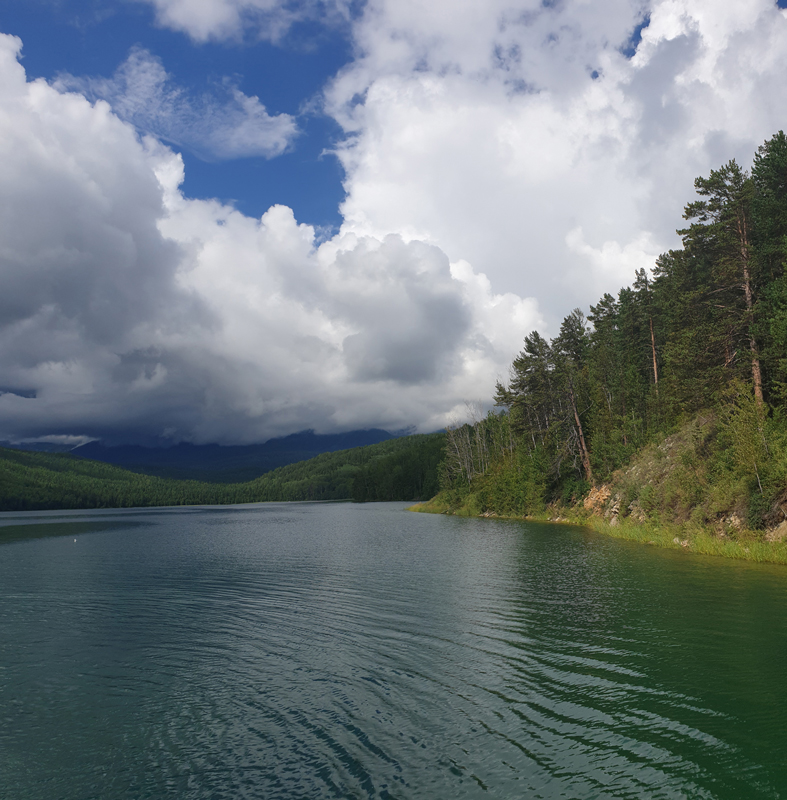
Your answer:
(1, 502), (786, 799)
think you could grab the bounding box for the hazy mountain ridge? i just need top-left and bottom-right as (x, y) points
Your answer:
(0, 441), (75, 453)
(69, 429), (397, 483)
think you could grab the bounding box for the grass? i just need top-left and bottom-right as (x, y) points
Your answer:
(579, 514), (787, 564)
(409, 498), (787, 565)
(409, 411), (787, 565)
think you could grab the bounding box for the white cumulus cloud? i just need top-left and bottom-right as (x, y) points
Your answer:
(325, 0), (787, 327)
(113, 0), (787, 329)
(3, 0), (787, 443)
(0, 33), (538, 444)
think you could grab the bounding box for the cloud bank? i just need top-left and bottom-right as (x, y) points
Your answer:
(0, 33), (536, 444)
(326, 0), (787, 321)
(3, 0), (787, 444)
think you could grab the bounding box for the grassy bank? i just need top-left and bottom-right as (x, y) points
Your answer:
(410, 497), (787, 565)
(582, 514), (787, 563)
(412, 409), (787, 565)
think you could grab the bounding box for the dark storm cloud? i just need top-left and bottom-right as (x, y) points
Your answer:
(330, 237), (473, 384)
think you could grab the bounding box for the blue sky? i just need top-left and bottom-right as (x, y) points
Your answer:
(0, 0), (351, 226)
(1, 0), (786, 445)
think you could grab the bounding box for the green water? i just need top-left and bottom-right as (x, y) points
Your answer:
(0, 502), (785, 798)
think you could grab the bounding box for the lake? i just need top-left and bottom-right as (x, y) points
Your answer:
(1, 501), (786, 799)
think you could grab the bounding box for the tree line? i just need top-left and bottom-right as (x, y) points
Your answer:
(0, 434), (445, 512)
(440, 132), (787, 525)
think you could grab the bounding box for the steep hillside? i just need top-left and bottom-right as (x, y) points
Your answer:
(583, 414), (787, 542)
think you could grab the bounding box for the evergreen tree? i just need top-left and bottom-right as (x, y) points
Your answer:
(553, 309), (593, 482)
(680, 160), (763, 404)
(752, 131), (787, 404)
(752, 131), (787, 280)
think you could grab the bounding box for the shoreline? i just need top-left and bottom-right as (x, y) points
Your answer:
(409, 500), (787, 565)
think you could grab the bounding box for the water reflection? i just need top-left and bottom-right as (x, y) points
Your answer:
(0, 519), (145, 543)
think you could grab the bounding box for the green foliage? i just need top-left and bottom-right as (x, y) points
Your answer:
(719, 381), (769, 493)
(475, 448), (546, 516)
(0, 434), (446, 511)
(436, 132), (787, 532)
(440, 408), (517, 490)
(588, 406), (787, 532)
(752, 130), (787, 280)
(428, 413), (546, 518)
(351, 435), (444, 501)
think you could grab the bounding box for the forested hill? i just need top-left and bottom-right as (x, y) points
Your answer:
(436, 131), (787, 531)
(70, 429), (397, 483)
(0, 434), (444, 512)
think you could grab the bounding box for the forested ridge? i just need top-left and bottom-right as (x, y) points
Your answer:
(0, 434), (444, 511)
(70, 429), (396, 483)
(433, 132), (787, 533)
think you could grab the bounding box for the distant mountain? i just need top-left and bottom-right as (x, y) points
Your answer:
(0, 440), (75, 453)
(0, 433), (445, 513)
(70, 429), (397, 482)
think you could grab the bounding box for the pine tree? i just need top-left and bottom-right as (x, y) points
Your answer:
(681, 160), (763, 405)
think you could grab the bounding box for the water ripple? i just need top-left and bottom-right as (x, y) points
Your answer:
(1, 503), (787, 798)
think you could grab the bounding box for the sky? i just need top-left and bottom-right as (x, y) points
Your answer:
(0, 0), (786, 446)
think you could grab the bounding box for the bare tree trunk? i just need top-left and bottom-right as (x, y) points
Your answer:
(621, 391), (627, 447)
(737, 213), (764, 406)
(649, 315), (659, 394)
(461, 425), (474, 483)
(569, 382), (593, 483)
